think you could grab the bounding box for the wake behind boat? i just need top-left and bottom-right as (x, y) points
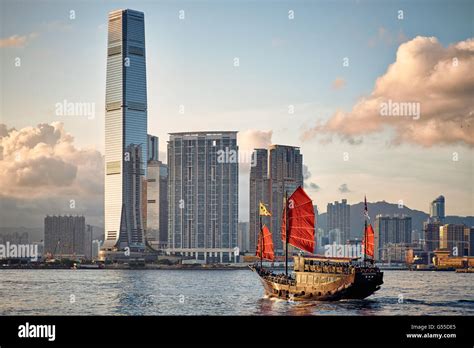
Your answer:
(250, 187), (383, 301)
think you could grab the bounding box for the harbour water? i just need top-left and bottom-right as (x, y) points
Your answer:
(0, 269), (473, 315)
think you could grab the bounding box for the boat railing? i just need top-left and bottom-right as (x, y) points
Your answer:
(267, 276), (296, 286)
(259, 271), (296, 286)
(303, 264), (354, 275)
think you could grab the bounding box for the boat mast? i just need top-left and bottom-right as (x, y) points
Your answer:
(364, 195), (368, 265)
(259, 215), (263, 269)
(364, 217), (367, 264)
(285, 191), (289, 277)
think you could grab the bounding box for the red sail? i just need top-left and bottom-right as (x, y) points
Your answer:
(362, 223), (375, 258)
(256, 225), (275, 261)
(281, 186), (315, 254)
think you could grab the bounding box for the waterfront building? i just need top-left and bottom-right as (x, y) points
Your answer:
(146, 134), (160, 243)
(167, 131), (238, 262)
(315, 227), (326, 255)
(439, 224), (468, 256)
(268, 145), (303, 254)
(237, 222), (250, 253)
(433, 249), (474, 269)
(327, 199), (350, 244)
(423, 220), (442, 252)
(44, 215), (87, 258)
(469, 227), (474, 257)
(158, 162), (169, 248)
(249, 148), (269, 253)
(380, 243), (410, 264)
(374, 214), (412, 261)
(92, 240), (102, 260)
(104, 9), (148, 251)
(249, 145), (303, 255)
(429, 195), (445, 223)
(328, 228), (344, 245)
(85, 225), (93, 260)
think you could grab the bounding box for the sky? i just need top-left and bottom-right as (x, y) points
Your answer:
(0, 0), (473, 228)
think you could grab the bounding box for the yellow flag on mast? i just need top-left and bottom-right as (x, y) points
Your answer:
(259, 202), (272, 216)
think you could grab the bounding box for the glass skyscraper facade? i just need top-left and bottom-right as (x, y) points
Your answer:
(104, 9), (148, 251)
(430, 195), (445, 222)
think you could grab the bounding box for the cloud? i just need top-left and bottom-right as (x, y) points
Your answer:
(237, 129), (273, 175)
(303, 164), (311, 180)
(304, 182), (320, 192)
(338, 184), (351, 193)
(302, 37), (474, 147)
(0, 33), (38, 48)
(332, 78), (346, 90)
(0, 122), (104, 226)
(238, 129), (273, 152)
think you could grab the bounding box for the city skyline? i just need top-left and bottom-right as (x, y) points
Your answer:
(0, 1), (473, 229)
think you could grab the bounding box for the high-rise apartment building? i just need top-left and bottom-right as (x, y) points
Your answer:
(374, 214), (412, 261)
(249, 145), (303, 255)
(249, 148), (269, 253)
(268, 145), (303, 254)
(44, 215), (87, 258)
(159, 163), (169, 247)
(146, 134), (169, 248)
(167, 132), (238, 262)
(327, 199), (350, 244)
(147, 135), (160, 243)
(104, 9), (148, 251)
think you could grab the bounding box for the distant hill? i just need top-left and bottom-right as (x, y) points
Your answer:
(317, 201), (474, 240)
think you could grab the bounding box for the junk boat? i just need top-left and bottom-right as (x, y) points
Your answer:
(250, 187), (383, 301)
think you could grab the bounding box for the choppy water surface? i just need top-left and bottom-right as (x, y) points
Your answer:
(0, 269), (472, 315)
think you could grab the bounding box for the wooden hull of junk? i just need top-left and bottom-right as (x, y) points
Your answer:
(251, 256), (383, 301)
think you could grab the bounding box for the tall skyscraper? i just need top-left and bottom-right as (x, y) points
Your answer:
(249, 148), (269, 253)
(374, 214), (412, 261)
(430, 195), (445, 222)
(159, 163), (169, 246)
(146, 134), (169, 248)
(249, 145), (303, 255)
(327, 199), (350, 244)
(104, 9), (148, 251)
(167, 132), (238, 262)
(147, 135), (160, 243)
(44, 215), (87, 258)
(268, 145), (303, 254)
